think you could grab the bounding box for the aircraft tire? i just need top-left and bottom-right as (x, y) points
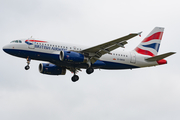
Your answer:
(25, 65), (30, 70)
(71, 75), (79, 82)
(86, 67), (94, 74)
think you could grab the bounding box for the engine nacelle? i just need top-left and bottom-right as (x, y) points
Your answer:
(59, 51), (86, 63)
(39, 63), (66, 75)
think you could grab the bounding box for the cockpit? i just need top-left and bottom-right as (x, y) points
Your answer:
(10, 40), (22, 43)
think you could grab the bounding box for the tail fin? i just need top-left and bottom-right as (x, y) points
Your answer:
(134, 27), (164, 56)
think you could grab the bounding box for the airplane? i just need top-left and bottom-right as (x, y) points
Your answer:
(3, 27), (175, 82)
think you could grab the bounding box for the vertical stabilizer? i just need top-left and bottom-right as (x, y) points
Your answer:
(134, 27), (164, 56)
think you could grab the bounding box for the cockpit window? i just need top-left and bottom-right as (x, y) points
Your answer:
(11, 40), (22, 43)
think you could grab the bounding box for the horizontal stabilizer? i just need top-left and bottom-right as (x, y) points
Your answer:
(145, 52), (176, 61)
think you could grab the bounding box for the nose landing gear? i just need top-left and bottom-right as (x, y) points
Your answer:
(25, 57), (31, 70)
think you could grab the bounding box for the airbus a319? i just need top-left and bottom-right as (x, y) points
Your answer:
(3, 27), (175, 82)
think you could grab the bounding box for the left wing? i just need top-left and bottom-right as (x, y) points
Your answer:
(81, 32), (141, 63)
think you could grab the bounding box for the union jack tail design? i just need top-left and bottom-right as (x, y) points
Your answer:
(134, 27), (164, 56)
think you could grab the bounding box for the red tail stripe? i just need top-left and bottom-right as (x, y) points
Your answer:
(142, 32), (163, 43)
(135, 47), (155, 56)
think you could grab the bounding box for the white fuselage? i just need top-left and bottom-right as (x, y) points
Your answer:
(3, 39), (159, 70)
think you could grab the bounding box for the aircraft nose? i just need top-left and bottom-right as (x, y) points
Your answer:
(3, 45), (7, 53)
(2, 44), (11, 54)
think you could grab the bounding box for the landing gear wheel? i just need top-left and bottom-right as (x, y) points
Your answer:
(25, 65), (30, 70)
(71, 75), (79, 82)
(86, 67), (94, 74)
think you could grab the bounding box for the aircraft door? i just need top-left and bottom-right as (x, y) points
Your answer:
(130, 52), (136, 64)
(28, 42), (35, 49)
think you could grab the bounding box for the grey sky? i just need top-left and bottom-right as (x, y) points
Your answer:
(0, 0), (180, 120)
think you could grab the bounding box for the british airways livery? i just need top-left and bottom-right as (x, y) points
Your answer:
(3, 27), (175, 82)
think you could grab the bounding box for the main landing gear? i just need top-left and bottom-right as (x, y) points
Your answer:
(25, 57), (31, 70)
(71, 68), (79, 82)
(71, 74), (79, 82)
(71, 67), (94, 82)
(86, 67), (94, 74)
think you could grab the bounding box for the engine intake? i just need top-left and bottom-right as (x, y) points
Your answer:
(39, 63), (66, 75)
(60, 51), (86, 63)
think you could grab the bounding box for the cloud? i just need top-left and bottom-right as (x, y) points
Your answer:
(0, 0), (180, 120)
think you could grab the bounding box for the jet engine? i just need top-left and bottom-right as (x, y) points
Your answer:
(59, 51), (87, 63)
(39, 63), (66, 75)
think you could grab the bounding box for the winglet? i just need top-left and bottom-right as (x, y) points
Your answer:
(130, 32), (142, 37)
(138, 32), (142, 37)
